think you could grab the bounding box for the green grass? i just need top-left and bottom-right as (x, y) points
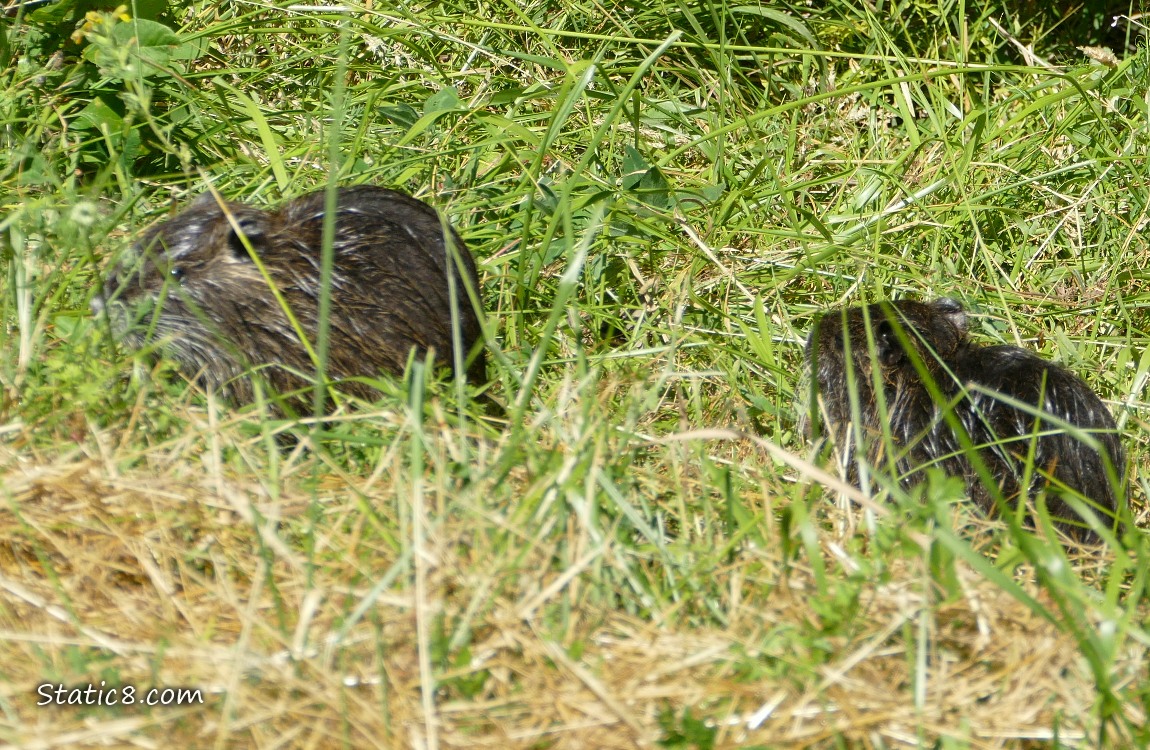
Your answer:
(2, 1), (1149, 747)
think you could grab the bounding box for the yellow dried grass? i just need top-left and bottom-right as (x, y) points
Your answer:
(0, 423), (1144, 750)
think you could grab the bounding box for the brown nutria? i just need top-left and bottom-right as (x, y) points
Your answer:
(91, 185), (486, 411)
(804, 298), (1125, 541)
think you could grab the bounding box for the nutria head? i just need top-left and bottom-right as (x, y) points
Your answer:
(805, 298), (968, 434)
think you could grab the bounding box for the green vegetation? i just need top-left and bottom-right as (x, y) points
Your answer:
(2, 0), (1147, 747)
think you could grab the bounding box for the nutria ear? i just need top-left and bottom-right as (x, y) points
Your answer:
(932, 298), (966, 331)
(189, 191), (222, 211)
(226, 216), (267, 259)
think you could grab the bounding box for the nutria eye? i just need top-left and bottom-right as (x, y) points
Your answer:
(875, 321), (904, 366)
(170, 267), (185, 282)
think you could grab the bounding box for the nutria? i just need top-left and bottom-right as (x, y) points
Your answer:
(804, 298), (1125, 540)
(92, 185), (486, 411)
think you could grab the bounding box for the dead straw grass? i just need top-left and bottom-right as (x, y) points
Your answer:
(1, 410), (1145, 750)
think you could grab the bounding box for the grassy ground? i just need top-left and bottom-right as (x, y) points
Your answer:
(2, 1), (1149, 747)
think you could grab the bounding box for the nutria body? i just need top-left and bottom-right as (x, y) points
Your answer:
(93, 186), (485, 410)
(805, 298), (1125, 540)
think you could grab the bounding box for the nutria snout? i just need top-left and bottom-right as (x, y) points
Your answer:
(93, 185), (486, 410)
(805, 298), (1125, 540)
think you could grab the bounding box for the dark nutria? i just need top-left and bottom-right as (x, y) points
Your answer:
(804, 298), (1125, 541)
(92, 185), (486, 411)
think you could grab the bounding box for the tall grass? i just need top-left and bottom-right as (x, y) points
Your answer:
(1, 0), (1148, 747)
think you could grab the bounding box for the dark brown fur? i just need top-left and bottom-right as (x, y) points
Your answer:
(92, 186), (485, 411)
(805, 298), (1125, 540)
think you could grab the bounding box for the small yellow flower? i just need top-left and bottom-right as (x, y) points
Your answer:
(70, 10), (105, 43)
(71, 7), (131, 44)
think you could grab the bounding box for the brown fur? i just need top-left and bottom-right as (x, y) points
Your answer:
(93, 186), (486, 411)
(805, 298), (1125, 540)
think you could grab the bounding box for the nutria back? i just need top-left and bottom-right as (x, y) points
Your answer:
(93, 185), (486, 411)
(805, 298), (1125, 540)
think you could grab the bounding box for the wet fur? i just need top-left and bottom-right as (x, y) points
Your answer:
(805, 299), (1125, 540)
(94, 186), (485, 410)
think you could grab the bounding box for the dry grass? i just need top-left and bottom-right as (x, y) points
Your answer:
(1, 406), (1144, 749)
